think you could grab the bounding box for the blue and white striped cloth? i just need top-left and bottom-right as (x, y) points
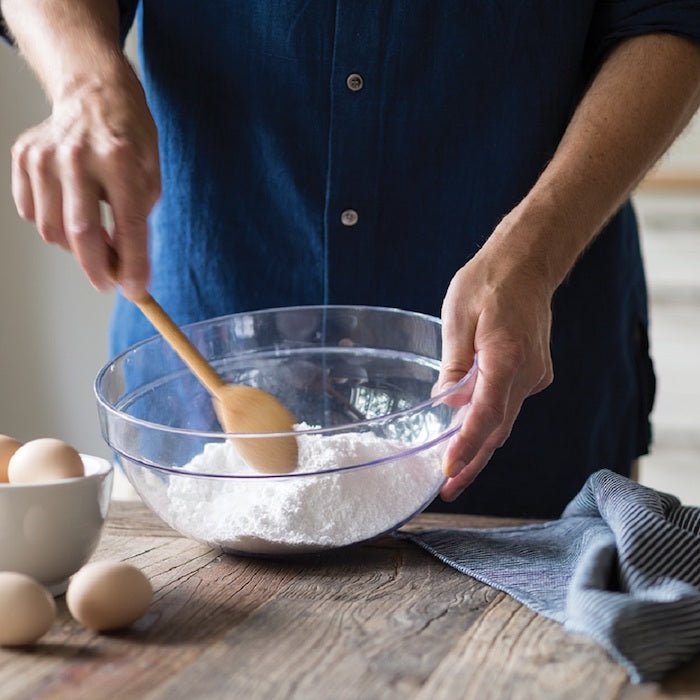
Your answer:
(404, 470), (700, 683)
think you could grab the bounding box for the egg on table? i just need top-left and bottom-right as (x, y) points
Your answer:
(66, 561), (153, 632)
(0, 572), (56, 646)
(8, 438), (84, 484)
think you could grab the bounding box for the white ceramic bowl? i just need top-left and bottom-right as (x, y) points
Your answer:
(0, 456), (113, 595)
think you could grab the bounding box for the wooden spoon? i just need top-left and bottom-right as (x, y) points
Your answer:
(133, 294), (298, 473)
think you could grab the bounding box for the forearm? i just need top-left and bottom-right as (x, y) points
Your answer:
(3, 0), (158, 297)
(439, 33), (700, 491)
(1, 0), (124, 102)
(490, 33), (700, 291)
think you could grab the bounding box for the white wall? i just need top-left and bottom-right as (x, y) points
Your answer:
(0, 41), (115, 458)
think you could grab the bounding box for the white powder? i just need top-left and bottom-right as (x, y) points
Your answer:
(164, 429), (444, 555)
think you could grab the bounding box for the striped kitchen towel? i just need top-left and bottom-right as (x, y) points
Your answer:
(403, 469), (700, 683)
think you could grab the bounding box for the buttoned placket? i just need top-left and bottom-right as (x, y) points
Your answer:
(339, 73), (362, 229)
(322, 2), (384, 304)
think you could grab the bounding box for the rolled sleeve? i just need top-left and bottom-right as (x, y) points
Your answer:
(590, 0), (700, 61)
(1, 0), (138, 46)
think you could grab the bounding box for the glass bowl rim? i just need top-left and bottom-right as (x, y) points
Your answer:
(94, 304), (476, 439)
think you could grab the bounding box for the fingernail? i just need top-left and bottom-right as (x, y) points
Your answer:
(442, 491), (460, 503)
(92, 279), (114, 293)
(443, 459), (465, 479)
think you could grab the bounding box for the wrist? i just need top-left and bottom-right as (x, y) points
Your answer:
(2, 0), (125, 105)
(488, 183), (597, 294)
(52, 51), (134, 105)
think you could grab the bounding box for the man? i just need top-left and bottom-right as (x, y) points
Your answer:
(2, 1), (700, 517)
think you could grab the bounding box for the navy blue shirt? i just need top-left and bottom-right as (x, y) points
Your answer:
(4, 2), (699, 517)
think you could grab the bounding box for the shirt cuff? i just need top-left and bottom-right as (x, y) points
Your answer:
(590, 0), (700, 63)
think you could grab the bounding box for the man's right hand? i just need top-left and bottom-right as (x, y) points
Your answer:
(10, 59), (160, 299)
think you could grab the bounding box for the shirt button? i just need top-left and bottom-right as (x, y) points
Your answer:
(341, 209), (359, 226)
(346, 73), (364, 92)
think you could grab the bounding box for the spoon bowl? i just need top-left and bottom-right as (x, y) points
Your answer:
(132, 294), (298, 473)
(213, 384), (298, 473)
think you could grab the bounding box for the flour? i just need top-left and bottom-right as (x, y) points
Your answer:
(164, 429), (444, 555)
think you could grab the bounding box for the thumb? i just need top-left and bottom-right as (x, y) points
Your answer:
(435, 353), (479, 408)
(437, 281), (478, 403)
(436, 326), (478, 406)
(106, 181), (151, 300)
(437, 362), (474, 391)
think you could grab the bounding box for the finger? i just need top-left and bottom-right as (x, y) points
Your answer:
(442, 389), (521, 481)
(98, 139), (156, 299)
(441, 348), (517, 476)
(62, 160), (114, 291)
(435, 310), (477, 406)
(440, 446), (495, 502)
(432, 354), (479, 408)
(441, 358), (536, 500)
(11, 149), (35, 223)
(105, 174), (151, 300)
(27, 148), (68, 249)
(437, 356), (476, 395)
(436, 315), (476, 393)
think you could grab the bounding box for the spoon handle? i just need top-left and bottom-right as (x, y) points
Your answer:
(134, 294), (225, 397)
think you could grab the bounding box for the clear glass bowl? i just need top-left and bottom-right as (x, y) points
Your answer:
(95, 306), (475, 556)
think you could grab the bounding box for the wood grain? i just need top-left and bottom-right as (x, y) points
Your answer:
(415, 593), (628, 700)
(1, 502), (699, 700)
(147, 546), (497, 700)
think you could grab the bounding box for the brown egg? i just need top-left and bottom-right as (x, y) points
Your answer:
(7, 438), (84, 484)
(66, 561), (152, 632)
(0, 434), (22, 483)
(0, 572), (56, 646)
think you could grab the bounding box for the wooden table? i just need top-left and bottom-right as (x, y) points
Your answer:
(2, 502), (700, 700)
